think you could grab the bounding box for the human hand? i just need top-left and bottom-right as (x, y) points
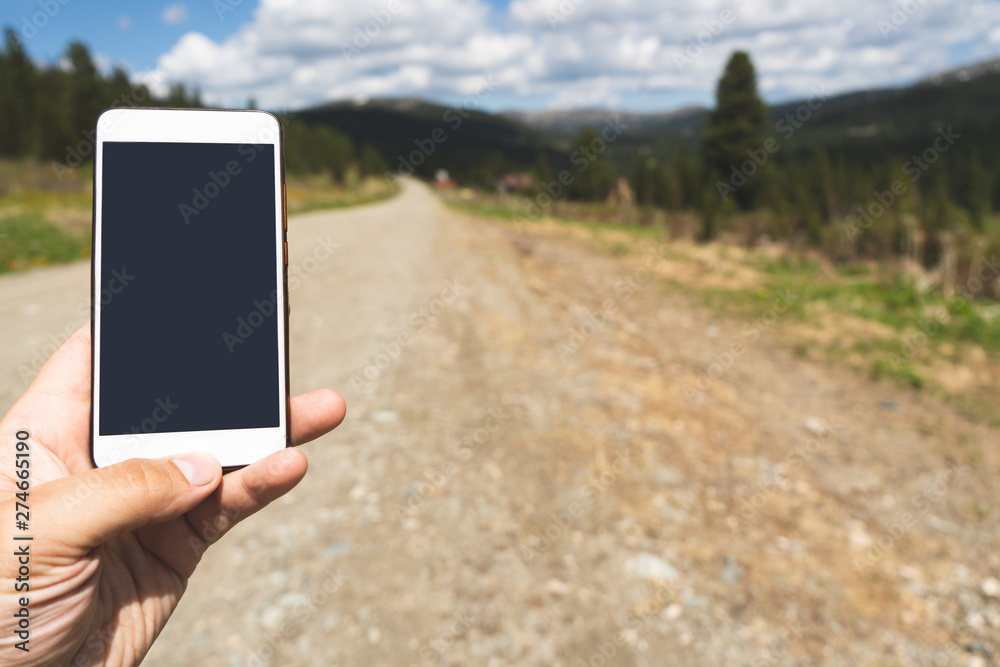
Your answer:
(0, 324), (346, 666)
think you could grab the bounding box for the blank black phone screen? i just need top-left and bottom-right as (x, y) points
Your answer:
(98, 141), (279, 436)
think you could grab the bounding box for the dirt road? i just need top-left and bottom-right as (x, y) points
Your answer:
(1, 180), (998, 666)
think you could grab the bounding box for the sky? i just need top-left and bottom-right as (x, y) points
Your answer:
(3, 0), (1000, 113)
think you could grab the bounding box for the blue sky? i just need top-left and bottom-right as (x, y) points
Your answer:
(3, 0), (1000, 112)
(1, 0), (249, 72)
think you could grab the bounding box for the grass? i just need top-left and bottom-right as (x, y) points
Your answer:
(702, 259), (1000, 419)
(0, 212), (91, 272)
(0, 174), (397, 275)
(444, 194), (667, 242)
(0, 189), (93, 272)
(286, 175), (397, 214)
(446, 187), (1000, 423)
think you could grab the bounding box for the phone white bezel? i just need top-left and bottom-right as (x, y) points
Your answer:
(91, 108), (288, 469)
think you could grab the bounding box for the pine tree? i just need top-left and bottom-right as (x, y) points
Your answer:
(699, 51), (768, 227)
(359, 143), (387, 177)
(568, 128), (616, 202)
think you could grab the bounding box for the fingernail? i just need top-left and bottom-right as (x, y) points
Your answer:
(172, 452), (220, 486)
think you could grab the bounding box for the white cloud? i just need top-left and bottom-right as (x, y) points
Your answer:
(161, 3), (189, 25)
(155, 0), (1000, 111)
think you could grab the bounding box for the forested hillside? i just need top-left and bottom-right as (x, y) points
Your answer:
(0, 30), (386, 181)
(2, 29), (998, 290)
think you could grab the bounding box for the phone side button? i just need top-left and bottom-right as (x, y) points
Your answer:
(283, 241), (288, 265)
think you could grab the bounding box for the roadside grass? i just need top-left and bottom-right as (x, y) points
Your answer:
(286, 175), (397, 214)
(0, 173), (397, 274)
(446, 190), (1000, 423)
(444, 194), (669, 249)
(0, 189), (93, 272)
(0, 211), (91, 272)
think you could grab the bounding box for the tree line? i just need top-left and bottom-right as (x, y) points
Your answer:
(544, 51), (1000, 286)
(0, 30), (386, 181)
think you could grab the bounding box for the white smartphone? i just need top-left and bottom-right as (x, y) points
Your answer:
(90, 108), (290, 469)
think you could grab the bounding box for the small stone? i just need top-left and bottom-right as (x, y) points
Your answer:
(279, 592), (309, 608)
(848, 521), (872, 550)
(372, 409), (398, 424)
(632, 553), (679, 581)
(322, 542), (352, 558)
(545, 579), (571, 596)
(982, 577), (1000, 598)
(721, 556), (744, 583)
(259, 606), (284, 629)
(665, 603), (682, 620)
(804, 417), (827, 437)
(368, 627), (381, 645)
(657, 467), (683, 486)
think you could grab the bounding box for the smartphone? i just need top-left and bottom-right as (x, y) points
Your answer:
(90, 108), (289, 469)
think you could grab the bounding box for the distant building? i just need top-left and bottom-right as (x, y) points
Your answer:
(497, 173), (534, 194)
(434, 169), (455, 189)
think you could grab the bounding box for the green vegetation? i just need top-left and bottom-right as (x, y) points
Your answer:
(0, 32), (399, 274)
(291, 48), (1000, 308)
(700, 51), (769, 221)
(0, 210), (90, 271)
(285, 176), (396, 215)
(0, 164), (396, 275)
(0, 31), (385, 181)
(443, 193), (665, 241)
(452, 188), (1000, 420)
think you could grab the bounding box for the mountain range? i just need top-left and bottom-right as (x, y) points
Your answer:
(295, 56), (1000, 179)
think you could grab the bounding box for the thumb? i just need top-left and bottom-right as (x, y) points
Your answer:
(32, 453), (222, 553)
